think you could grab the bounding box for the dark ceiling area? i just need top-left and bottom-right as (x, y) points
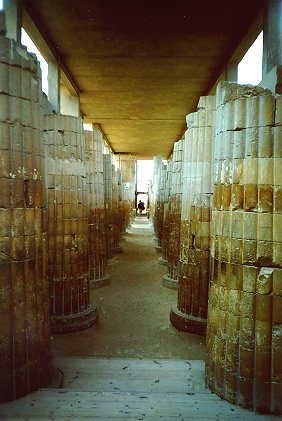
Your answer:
(24, 0), (264, 158)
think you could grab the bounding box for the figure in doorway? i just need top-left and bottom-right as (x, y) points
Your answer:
(137, 200), (145, 215)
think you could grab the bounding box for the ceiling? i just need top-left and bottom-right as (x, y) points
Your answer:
(24, 0), (264, 159)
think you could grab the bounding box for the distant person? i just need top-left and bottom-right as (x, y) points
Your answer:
(137, 200), (145, 215)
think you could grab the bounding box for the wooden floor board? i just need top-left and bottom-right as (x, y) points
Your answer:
(0, 358), (279, 420)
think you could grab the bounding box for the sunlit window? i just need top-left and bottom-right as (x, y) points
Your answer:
(0, 0), (4, 10)
(238, 31), (263, 85)
(137, 160), (154, 192)
(83, 123), (93, 131)
(21, 28), (48, 95)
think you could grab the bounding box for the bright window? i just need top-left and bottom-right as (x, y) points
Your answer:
(238, 31), (263, 85)
(21, 28), (49, 95)
(137, 160), (154, 192)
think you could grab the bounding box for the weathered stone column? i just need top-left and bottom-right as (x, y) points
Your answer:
(162, 139), (184, 289)
(206, 82), (282, 414)
(158, 162), (171, 258)
(117, 154), (136, 229)
(85, 128), (110, 288)
(43, 114), (97, 333)
(0, 29), (51, 401)
(154, 157), (167, 254)
(112, 165), (123, 253)
(170, 96), (215, 334)
(103, 154), (114, 259)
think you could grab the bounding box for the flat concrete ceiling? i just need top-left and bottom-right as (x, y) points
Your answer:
(24, 0), (264, 159)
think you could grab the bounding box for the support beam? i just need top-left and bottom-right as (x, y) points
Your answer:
(4, 0), (21, 42)
(48, 60), (60, 113)
(263, 0), (282, 77)
(225, 62), (238, 82)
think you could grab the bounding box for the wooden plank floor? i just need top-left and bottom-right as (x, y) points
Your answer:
(0, 358), (278, 420)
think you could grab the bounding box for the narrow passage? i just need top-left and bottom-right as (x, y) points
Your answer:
(51, 217), (206, 360)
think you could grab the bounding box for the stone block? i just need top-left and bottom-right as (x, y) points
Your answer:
(243, 212), (257, 240)
(242, 158), (258, 184)
(239, 347), (254, 378)
(274, 158), (282, 185)
(255, 320), (272, 350)
(257, 213), (273, 242)
(258, 126), (273, 158)
(258, 158), (273, 185)
(273, 268), (282, 296)
(240, 292), (255, 318)
(258, 185), (273, 212)
(256, 267), (273, 294)
(275, 95), (282, 125)
(245, 127), (259, 158)
(234, 97), (246, 130)
(273, 126), (282, 157)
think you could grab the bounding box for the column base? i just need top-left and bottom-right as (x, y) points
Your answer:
(170, 306), (206, 336)
(158, 256), (168, 266)
(155, 245), (162, 253)
(91, 273), (111, 289)
(162, 274), (178, 289)
(51, 304), (98, 334)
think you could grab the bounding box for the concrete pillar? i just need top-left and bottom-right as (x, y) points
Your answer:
(4, 0), (21, 42)
(225, 62), (238, 82)
(48, 61), (60, 113)
(263, 0), (282, 77)
(60, 82), (80, 117)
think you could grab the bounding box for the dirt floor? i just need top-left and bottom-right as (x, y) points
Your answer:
(51, 217), (206, 361)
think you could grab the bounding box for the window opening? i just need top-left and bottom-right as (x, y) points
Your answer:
(137, 160), (154, 193)
(83, 124), (93, 131)
(21, 27), (48, 95)
(238, 31), (263, 85)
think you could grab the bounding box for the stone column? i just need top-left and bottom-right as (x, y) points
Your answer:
(158, 162), (171, 259)
(162, 139), (184, 289)
(152, 156), (165, 251)
(0, 29), (51, 401)
(206, 82), (282, 414)
(118, 155), (136, 228)
(170, 96), (215, 334)
(85, 128), (110, 288)
(103, 154), (114, 259)
(43, 114), (98, 333)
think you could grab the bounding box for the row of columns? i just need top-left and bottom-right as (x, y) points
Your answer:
(152, 82), (282, 414)
(0, 23), (136, 401)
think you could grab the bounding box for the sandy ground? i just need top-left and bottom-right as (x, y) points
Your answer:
(51, 217), (206, 361)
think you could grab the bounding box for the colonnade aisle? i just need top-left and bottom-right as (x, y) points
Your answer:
(51, 216), (206, 360)
(1, 218), (277, 420)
